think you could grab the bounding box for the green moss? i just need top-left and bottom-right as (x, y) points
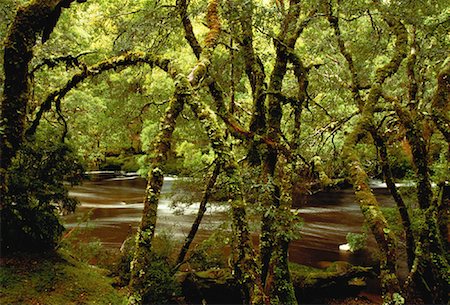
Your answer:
(0, 249), (126, 305)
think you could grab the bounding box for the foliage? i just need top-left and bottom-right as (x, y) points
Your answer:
(345, 232), (367, 253)
(187, 223), (232, 270)
(1, 0), (449, 303)
(116, 232), (180, 303)
(1, 140), (84, 252)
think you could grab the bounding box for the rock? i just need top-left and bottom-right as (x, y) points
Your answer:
(176, 262), (374, 304)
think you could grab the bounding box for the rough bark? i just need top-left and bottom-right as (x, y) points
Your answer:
(393, 105), (432, 210)
(130, 2), (264, 303)
(260, 3), (303, 304)
(185, 90), (264, 305)
(1, 0), (83, 190)
(406, 28), (418, 111)
(129, 1), (223, 302)
(288, 51), (310, 153)
(430, 61), (450, 143)
(392, 99), (450, 304)
(339, 5), (408, 304)
(177, 0), (202, 59)
(326, 2), (364, 109)
(371, 129), (415, 270)
(343, 137), (403, 304)
(128, 83), (186, 305)
(237, 0), (267, 165)
(176, 0), (253, 142)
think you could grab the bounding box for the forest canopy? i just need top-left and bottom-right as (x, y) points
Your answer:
(0, 0), (449, 304)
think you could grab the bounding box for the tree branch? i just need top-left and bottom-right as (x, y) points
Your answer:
(26, 52), (170, 138)
(30, 51), (95, 74)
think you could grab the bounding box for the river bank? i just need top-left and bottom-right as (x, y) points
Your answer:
(1, 248), (379, 305)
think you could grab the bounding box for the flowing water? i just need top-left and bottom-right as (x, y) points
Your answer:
(64, 174), (398, 301)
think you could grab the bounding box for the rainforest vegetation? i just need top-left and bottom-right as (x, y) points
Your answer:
(0, 0), (449, 304)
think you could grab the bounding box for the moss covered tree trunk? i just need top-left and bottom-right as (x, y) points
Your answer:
(1, 0), (83, 195)
(393, 102), (449, 304)
(259, 2), (304, 304)
(128, 79), (186, 304)
(185, 88), (264, 304)
(430, 62), (450, 143)
(338, 4), (408, 304)
(236, 0), (267, 166)
(129, 2), (264, 303)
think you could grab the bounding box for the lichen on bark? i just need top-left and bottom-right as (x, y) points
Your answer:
(1, 0), (84, 189)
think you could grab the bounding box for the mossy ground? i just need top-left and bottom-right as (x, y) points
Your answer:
(0, 249), (126, 305)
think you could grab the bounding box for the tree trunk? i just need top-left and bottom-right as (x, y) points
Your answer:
(175, 163), (221, 269)
(128, 90), (186, 305)
(185, 91), (264, 305)
(1, 0), (82, 194)
(371, 129), (415, 270)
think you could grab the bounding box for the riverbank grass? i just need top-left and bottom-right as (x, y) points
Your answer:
(0, 249), (126, 305)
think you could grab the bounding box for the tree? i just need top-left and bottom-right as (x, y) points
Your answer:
(1, 0), (448, 304)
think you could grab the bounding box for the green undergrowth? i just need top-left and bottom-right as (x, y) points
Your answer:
(0, 249), (126, 305)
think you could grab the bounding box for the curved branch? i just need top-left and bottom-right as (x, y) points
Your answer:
(1, 0), (84, 172)
(26, 52), (171, 138)
(30, 51), (95, 74)
(326, 2), (365, 109)
(340, 5), (408, 302)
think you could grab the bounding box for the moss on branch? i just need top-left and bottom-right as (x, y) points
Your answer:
(26, 52), (170, 138)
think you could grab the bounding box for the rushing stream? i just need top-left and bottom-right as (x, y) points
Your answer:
(64, 174), (398, 300)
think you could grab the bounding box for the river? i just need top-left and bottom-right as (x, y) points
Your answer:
(64, 174), (398, 300)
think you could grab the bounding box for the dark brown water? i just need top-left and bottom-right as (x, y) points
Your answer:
(64, 175), (396, 262)
(64, 176), (227, 247)
(64, 174), (398, 301)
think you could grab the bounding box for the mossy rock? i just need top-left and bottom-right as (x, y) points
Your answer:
(177, 262), (373, 304)
(177, 269), (241, 304)
(290, 261), (373, 303)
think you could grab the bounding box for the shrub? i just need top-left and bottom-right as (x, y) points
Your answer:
(346, 232), (367, 252)
(1, 140), (84, 253)
(116, 232), (181, 304)
(188, 224), (231, 270)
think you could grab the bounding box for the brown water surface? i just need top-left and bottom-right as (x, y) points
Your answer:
(64, 174), (398, 301)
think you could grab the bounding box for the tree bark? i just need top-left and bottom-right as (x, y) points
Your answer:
(130, 2), (264, 303)
(237, 0), (267, 165)
(371, 129), (415, 270)
(392, 100), (449, 304)
(128, 84), (186, 305)
(260, 2), (303, 304)
(185, 90), (264, 305)
(430, 61), (450, 143)
(1, 0), (83, 192)
(338, 4), (408, 303)
(175, 162), (221, 269)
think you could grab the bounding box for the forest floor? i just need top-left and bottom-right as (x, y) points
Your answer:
(0, 249), (127, 305)
(0, 246), (381, 305)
